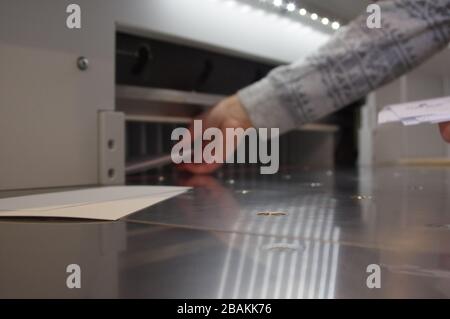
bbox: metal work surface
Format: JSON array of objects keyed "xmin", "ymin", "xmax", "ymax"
[{"xmin": 1, "ymin": 166, "xmax": 450, "ymax": 298}]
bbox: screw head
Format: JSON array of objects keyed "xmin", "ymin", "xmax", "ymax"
[{"xmin": 77, "ymin": 56, "xmax": 89, "ymax": 71}]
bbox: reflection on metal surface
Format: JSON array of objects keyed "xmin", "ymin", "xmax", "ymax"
[
  {"xmin": 0, "ymin": 222, "xmax": 126, "ymax": 298},
  {"xmin": 382, "ymin": 264, "xmax": 450, "ymax": 279},
  {"xmin": 426, "ymin": 224, "xmax": 450, "ymax": 230},
  {"xmin": 408, "ymin": 185, "xmax": 424, "ymax": 191},
  {"xmin": 217, "ymin": 196, "xmax": 341, "ymax": 299},
  {"xmin": 351, "ymin": 195, "xmax": 372, "ymax": 200},
  {"xmin": 256, "ymin": 211, "xmax": 288, "ymax": 216},
  {"xmin": 310, "ymin": 183, "xmax": 323, "ymax": 188},
  {"xmin": 261, "ymin": 243, "xmax": 305, "ymax": 252},
  {"xmin": 3, "ymin": 167, "xmax": 450, "ymax": 298}
]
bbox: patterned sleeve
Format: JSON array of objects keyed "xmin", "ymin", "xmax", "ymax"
[{"xmin": 237, "ymin": 0, "xmax": 450, "ymax": 134}]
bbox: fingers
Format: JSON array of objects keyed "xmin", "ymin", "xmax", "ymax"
[
  {"xmin": 175, "ymin": 96, "xmax": 248, "ymax": 175},
  {"xmin": 439, "ymin": 122, "xmax": 450, "ymax": 143},
  {"xmin": 176, "ymin": 174, "xmax": 223, "ymax": 188},
  {"xmin": 178, "ymin": 162, "xmax": 224, "ymax": 174}
]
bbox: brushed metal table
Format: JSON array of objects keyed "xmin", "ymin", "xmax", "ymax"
[{"xmin": 1, "ymin": 166, "xmax": 450, "ymax": 298}]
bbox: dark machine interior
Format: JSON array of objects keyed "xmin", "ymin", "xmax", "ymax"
[{"xmin": 116, "ymin": 32, "xmax": 361, "ymax": 183}]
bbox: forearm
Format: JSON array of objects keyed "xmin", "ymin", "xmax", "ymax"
[{"xmin": 238, "ymin": 0, "xmax": 450, "ymax": 133}]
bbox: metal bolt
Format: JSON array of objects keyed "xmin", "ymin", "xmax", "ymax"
[
  {"xmin": 108, "ymin": 168, "xmax": 115, "ymax": 180},
  {"xmin": 77, "ymin": 56, "xmax": 89, "ymax": 71}
]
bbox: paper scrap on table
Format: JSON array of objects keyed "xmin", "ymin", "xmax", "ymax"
[
  {"xmin": 378, "ymin": 96, "xmax": 450, "ymax": 126},
  {"xmin": 0, "ymin": 186, "xmax": 190, "ymax": 221}
]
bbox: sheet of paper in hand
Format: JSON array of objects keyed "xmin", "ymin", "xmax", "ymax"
[{"xmin": 378, "ymin": 96, "xmax": 450, "ymax": 126}]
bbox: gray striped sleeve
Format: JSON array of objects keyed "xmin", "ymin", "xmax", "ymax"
[{"xmin": 238, "ymin": 0, "xmax": 450, "ymax": 133}]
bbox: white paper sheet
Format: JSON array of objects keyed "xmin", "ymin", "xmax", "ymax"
[
  {"xmin": 0, "ymin": 186, "xmax": 190, "ymax": 221},
  {"xmin": 378, "ymin": 96, "xmax": 450, "ymax": 126}
]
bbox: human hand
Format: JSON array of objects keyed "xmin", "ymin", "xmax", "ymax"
[
  {"xmin": 439, "ymin": 122, "xmax": 450, "ymax": 143},
  {"xmin": 178, "ymin": 95, "xmax": 253, "ymax": 174}
]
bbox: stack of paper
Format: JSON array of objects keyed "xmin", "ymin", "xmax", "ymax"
[
  {"xmin": 378, "ymin": 96, "xmax": 450, "ymax": 126},
  {"xmin": 0, "ymin": 186, "xmax": 190, "ymax": 221}
]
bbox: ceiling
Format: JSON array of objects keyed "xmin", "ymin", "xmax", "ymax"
[
  {"xmin": 237, "ymin": 0, "xmax": 373, "ymax": 24},
  {"xmin": 299, "ymin": 0, "xmax": 372, "ymax": 22}
]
